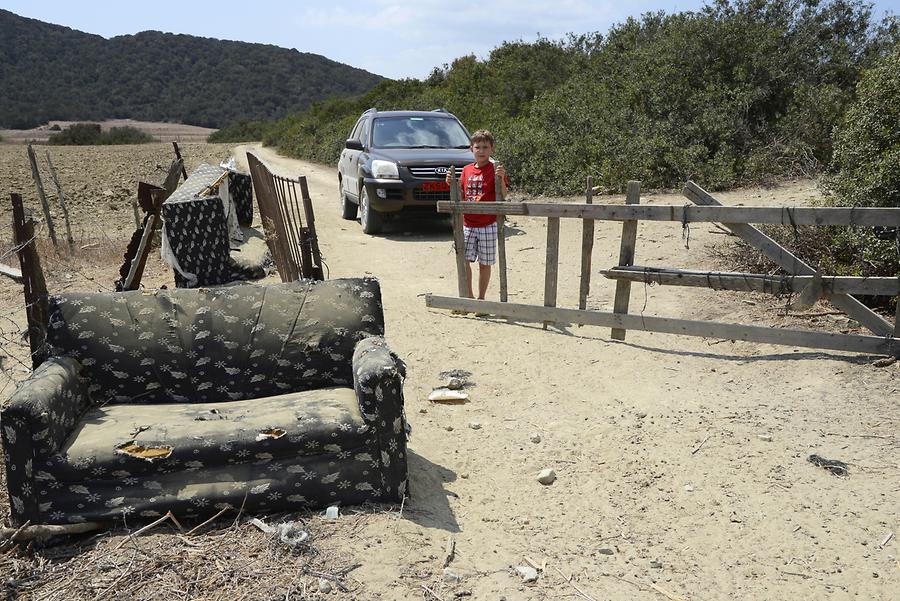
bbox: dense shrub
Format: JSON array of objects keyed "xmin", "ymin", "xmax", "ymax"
[
  {"xmin": 263, "ymin": 1, "xmax": 892, "ymax": 197},
  {"xmin": 207, "ymin": 120, "xmax": 272, "ymax": 143},
  {"xmin": 48, "ymin": 123, "xmax": 154, "ymax": 145}
]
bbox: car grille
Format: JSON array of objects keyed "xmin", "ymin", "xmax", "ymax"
[
  {"xmin": 413, "ymin": 189, "xmax": 451, "ymax": 202},
  {"xmin": 408, "ymin": 166, "xmax": 459, "ymax": 180}
]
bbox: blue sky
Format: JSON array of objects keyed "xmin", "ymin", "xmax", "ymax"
[{"xmin": 3, "ymin": 1, "xmax": 898, "ymax": 79}]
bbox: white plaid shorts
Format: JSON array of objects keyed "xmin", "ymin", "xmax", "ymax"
[{"xmin": 463, "ymin": 222, "xmax": 497, "ymax": 265}]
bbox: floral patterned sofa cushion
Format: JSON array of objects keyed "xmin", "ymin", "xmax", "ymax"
[{"xmin": 1, "ymin": 279, "xmax": 408, "ymax": 526}]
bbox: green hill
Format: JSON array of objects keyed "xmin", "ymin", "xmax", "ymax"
[{"xmin": 0, "ymin": 9, "xmax": 384, "ymax": 129}]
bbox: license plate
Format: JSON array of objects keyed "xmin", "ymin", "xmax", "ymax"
[{"xmin": 422, "ymin": 181, "xmax": 449, "ymax": 192}]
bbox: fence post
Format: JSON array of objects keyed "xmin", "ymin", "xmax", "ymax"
[
  {"xmin": 543, "ymin": 216, "xmax": 561, "ymax": 329},
  {"xmin": 450, "ymin": 167, "xmax": 470, "ymax": 298},
  {"xmin": 611, "ymin": 180, "xmax": 641, "ymax": 340},
  {"xmin": 11, "ymin": 193, "xmax": 49, "ymax": 368},
  {"xmin": 44, "ymin": 151, "xmax": 74, "ymax": 252},
  {"xmin": 26, "ymin": 144, "xmax": 58, "ymax": 249},
  {"xmin": 495, "ymin": 171, "xmax": 508, "ymax": 302},
  {"xmin": 578, "ymin": 175, "xmax": 595, "ymax": 311}
]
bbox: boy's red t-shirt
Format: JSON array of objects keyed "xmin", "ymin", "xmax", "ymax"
[{"xmin": 460, "ymin": 162, "xmax": 508, "ymax": 228}]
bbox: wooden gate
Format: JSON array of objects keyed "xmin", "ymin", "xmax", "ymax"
[
  {"xmin": 427, "ymin": 180, "xmax": 900, "ymax": 357},
  {"xmin": 247, "ymin": 152, "xmax": 324, "ymax": 281}
]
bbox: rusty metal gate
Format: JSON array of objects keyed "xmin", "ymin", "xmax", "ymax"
[{"xmin": 247, "ymin": 152, "xmax": 324, "ymax": 281}]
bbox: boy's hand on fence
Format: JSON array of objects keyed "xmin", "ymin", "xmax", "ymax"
[{"xmin": 495, "ymin": 164, "xmax": 507, "ymax": 179}]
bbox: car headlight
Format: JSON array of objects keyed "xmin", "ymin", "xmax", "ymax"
[{"xmin": 372, "ymin": 160, "xmax": 399, "ymax": 179}]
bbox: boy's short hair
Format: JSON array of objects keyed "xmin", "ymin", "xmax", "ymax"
[{"xmin": 470, "ymin": 129, "xmax": 494, "ymax": 146}]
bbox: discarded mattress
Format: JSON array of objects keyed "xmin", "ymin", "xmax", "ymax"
[
  {"xmin": 1, "ymin": 277, "xmax": 409, "ymax": 526},
  {"xmin": 162, "ymin": 164, "xmax": 268, "ymax": 287}
]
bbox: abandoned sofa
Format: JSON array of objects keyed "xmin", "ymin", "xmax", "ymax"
[{"xmin": 1, "ymin": 277, "xmax": 408, "ymax": 527}]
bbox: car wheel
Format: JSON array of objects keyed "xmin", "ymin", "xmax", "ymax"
[
  {"xmin": 359, "ymin": 187, "xmax": 383, "ymax": 234},
  {"xmin": 340, "ymin": 184, "xmax": 357, "ymax": 220}
]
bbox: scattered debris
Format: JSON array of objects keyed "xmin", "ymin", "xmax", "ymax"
[
  {"xmin": 318, "ymin": 578, "xmax": 333, "ymax": 593},
  {"xmin": 468, "ymin": 421, "xmax": 481, "ymax": 430},
  {"xmin": 445, "ymin": 425, "xmax": 454, "ymax": 432},
  {"xmin": 446, "ymin": 377, "xmax": 465, "ymax": 390},
  {"xmin": 873, "ymin": 356, "xmax": 897, "ymax": 368},
  {"xmin": 443, "ymin": 567, "xmax": 462, "ymax": 583},
  {"xmin": 530, "ymin": 433, "xmax": 542, "ymax": 444},
  {"xmin": 515, "ymin": 565, "xmax": 539, "ymax": 583},
  {"xmin": 275, "ymin": 522, "xmax": 309, "ymax": 547},
  {"xmin": 649, "ymin": 560, "xmax": 663, "ymax": 569},
  {"xmin": 439, "ymin": 369, "xmax": 472, "ymax": 381},
  {"xmin": 537, "ymin": 469, "xmax": 556, "ymax": 485},
  {"xmin": 878, "ymin": 531, "xmax": 894, "ymax": 549},
  {"xmin": 808, "ymin": 454, "xmax": 849, "ymax": 476},
  {"xmin": 684, "ymin": 484, "xmax": 695, "ymax": 492},
  {"xmin": 428, "ymin": 388, "xmax": 469, "ymax": 403},
  {"xmin": 443, "ymin": 535, "xmax": 456, "ymax": 568},
  {"xmin": 636, "ymin": 411, "xmax": 648, "ymax": 419},
  {"xmin": 325, "ymin": 506, "xmax": 340, "ymax": 519},
  {"xmin": 597, "ymin": 548, "xmax": 615, "ymax": 555},
  {"xmin": 757, "ymin": 433, "xmax": 773, "ymax": 442}
]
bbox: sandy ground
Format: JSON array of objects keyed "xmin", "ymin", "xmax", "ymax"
[
  {"xmin": 1, "ymin": 142, "xmax": 898, "ymax": 600},
  {"xmin": 0, "ymin": 120, "xmax": 216, "ymax": 144}
]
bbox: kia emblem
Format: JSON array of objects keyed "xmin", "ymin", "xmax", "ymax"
[{"xmin": 435, "ymin": 167, "xmax": 448, "ymax": 175}]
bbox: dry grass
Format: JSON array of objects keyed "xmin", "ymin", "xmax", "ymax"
[{"xmin": 1, "ymin": 501, "xmax": 377, "ymax": 600}]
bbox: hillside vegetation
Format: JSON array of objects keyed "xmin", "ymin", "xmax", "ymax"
[
  {"xmin": 0, "ymin": 9, "xmax": 384, "ymax": 129},
  {"xmin": 224, "ymin": 0, "xmax": 896, "ymax": 198}
]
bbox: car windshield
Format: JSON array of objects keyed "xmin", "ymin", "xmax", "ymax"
[{"xmin": 371, "ymin": 116, "xmax": 470, "ymax": 149}]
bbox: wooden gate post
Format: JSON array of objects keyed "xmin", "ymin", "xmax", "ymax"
[
  {"xmin": 578, "ymin": 175, "xmax": 595, "ymax": 310},
  {"xmin": 543, "ymin": 216, "xmax": 561, "ymax": 329},
  {"xmin": 611, "ymin": 180, "xmax": 641, "ymax": 340},
  {"xmin": 11, "ymin": 193, "xmax": 49, "ymax": 368},
  {"xmin": 450, "ymin": 167, "xmax": 470, "ymax": 298},
  {"xmin": 495, "ymin": 172, "xmax": 508, "ymax": 302}
]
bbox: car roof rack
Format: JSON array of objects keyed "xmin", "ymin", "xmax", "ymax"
[
  {"xmin": 431, "ymin": 108, "xmax": 449, "ymax": 113},
  {"xmin": 364, "ymin": 107, "xmax": 377, "ymax": 114}
]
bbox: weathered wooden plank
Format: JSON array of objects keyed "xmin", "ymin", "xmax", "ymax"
[
  {"xmin": 495, "ymin": 172, "xmax": 508, "ymax": 302},
  {"xmin": 602, "ymin": 266, "xmax": 900, "ymax": 296},
  {"xmin": 44, "ymin": 151, "xmax": 74, "ymax": 251},
  {"xmin": 11, "ymin": 193, "xmax": 49, "ymax": 368},
  {"xmin": 172, "ymin": 142, "xmax": 189, "ymax": 180},
  {"xmin": 612, "ymin": 181, "xmax": 641, "ymax": 340},
  {"xmin": 436, "ymin": 200, "xmax": 900, "ymax": 227},
  {"xmin": 0, "ymin": 263, "xmax": 23, "ymax": 283},
  {"xmin": 424, "ymin": 295, "xmax": 900, "ymax": 357},
  {"xmin": 26, "ymin": 143, "xmax": 58, "ymax": 248},
  {"xmin": 578, "ymin": 176, "xmax": 595, "ymax": 311},
  {"xmin": 298, "ymin": 176, "xmax": 325, "ymax": 280},
  {"xmin": 450, "ymin": 167, "xmax": 470, "ymax": 298},
  {"xmin": 894, "ymin": 297, "xmax": 899, "ymax": 337},
  {"xmin": 543, "ymin": 216, "xmax": 560, "ymax": 329},
  {"xmin": 683, "ymin": 180, "xmax": 894, "ymax": 337}
]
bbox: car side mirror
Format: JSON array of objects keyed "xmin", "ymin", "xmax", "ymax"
[{"xmin": 345, "ymin": 139, "xmax": 363, "ymax": 151}]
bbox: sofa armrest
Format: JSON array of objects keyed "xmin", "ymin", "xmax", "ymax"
[
  {"xmin": 352, "ymin": 336, "xmax": 408, "ymax": 501},
  {"xmin": 1, "ymin": 357, "xmax": 88, "ymax": 525}
]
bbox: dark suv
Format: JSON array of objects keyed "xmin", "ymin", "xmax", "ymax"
[{"xmin": 337, "ymin": 108, "xmax": 474, "ymax": 233}]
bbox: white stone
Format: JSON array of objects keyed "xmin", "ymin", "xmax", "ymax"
[
  {"xmin": 530, "ymin": 433, "xmax": 541, "ymax": 443},
  {"xmin": 469, "ymin": 421, "xmax": 481, "ymax": 430},
  {"xmin": 443, "ymin": 567, "xmax": 462, "ymax": 583},
  {"xmin": 515, "ymin": 565, "xmax": 539, "ymax": 583},
  {"xmin": 318, "ymin": 579, "xmax": 332, "ymax": 593},
  {"xmin": 537, "ymin": 469, "xmax": 556, "ymax": 485}
]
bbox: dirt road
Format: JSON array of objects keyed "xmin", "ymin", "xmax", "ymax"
[
  {"xmin": 0, "ymin": 141, "xmax": 896, "ymax": 600},
  {"xmin": 231, "ymin": 145, "xmax": 898, "ymax": 600}
]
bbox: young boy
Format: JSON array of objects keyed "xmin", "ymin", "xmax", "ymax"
[{"xmin": 448, "ymin": 129, "xmax": 509, "ymax": 300}]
